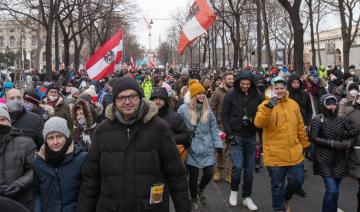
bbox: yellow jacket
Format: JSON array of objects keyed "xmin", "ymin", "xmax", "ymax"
[{"xmin": 254, "ymin": 93, "xmax": 310, "ymax": 167}]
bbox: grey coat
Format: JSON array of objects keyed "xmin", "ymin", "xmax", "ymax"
[{"xmin": 346, "ymin": 106, "xmax": 360, "ymax": 178}]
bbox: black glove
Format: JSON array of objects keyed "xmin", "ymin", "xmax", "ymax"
[
  {"xmin": 332, "ymin": 140, "xmax": 347, "ymax": 150},
  {"xmin": 3, "ymin": 183, "xmax": 21, "ymax": 197},
  {"xmin": 241, "ymin": 119, "xmax": 252, "ymax": 128},
  {"xmin": 342, "ymin": 140, "xmax": 352, "ymax": 149},
  {"xmin": 0, "ymin": 185, "xmax": 9, "ymax": 195},
  {"xmin": 226, "ymin": 136, "xmax": 235, "ymax": 145},
  {"xmin": 215, "ymin": 148, "xmax": 223, "ymax": 156},
  {"xmin": 265, "ymin": 97, "xmax": 277, "ymax": 109}
]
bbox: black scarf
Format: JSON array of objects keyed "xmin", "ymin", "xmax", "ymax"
[
  {"xmin": 0, "ymin": 125, "xmax": 12, "ymax": 155},
  {"xmin": 45, "ymin": 138, "xmax": 72, "ymax": 168}
]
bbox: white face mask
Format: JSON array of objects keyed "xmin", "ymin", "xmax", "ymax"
[
  {"xmin": 356, "ymin": 99, "xmax": 360, "ymax": 105},
  {"xmin": 77, "ymin": 117, "xmax": 86, "ymax": 126},
  {"xmin": 349, "ymin": 90, "xmax": 359, "ymax": 97},
  {"xmin": 48, "ymin": 96, "xmax": 58, "ymax": 101}
]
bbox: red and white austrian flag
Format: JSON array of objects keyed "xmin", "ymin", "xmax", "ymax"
[
  {"xmin": 177, "ymin": 0, "xmax": 216, "ymax": 55},
  {"xmin": 86, "ymin": 30, "xmax": 123, "ymax": 80}
]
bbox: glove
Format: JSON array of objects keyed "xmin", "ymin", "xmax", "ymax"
[
  {"xmin": 331, "ymin": 140, "xmax": 347, "ymax": 150},
  {"xmin": 0, "ymin": 185, "xmax": 9, "ymax": 195},
  {"xmin": 342, "ymin": 140, "xmax": 352, "ymax": 149},
  {"xmin": 265, "ymin": 97, "xmax": 277, "ymax": 109},
  {"xmin": 215, "ymin": 148, "xmax": 223, "ymax": 156},
  {"xmin": 3, "ymin": 183, "xmax": 21, "ymax": 197},
  {"xmin": 241, "ymin": 118, "xmax": 253, "ymax": 128},
  {"xmin": 226, "ymin": 136, "xmax": 235, "ymax": 145}
]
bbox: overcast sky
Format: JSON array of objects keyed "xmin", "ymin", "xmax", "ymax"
[{"xmin": 134, "ymin": 0, "xmax": 343, "ymax": 50}]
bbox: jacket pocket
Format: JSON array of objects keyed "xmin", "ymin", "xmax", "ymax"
[{"xmin": 97, "ymin": 195, "xmax": 119, "ymax": 212}]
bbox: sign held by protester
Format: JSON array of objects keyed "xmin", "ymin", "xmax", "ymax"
[
  {"xmin": 177, "ymin": 0, "xmax": 216, "ymax": 55},
  {"xmin": 86, "ymin": 30, "xmax": 123, "ymax": 80}
]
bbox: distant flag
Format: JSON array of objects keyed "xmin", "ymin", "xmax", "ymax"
[
  {"xmin": 86, "ymin": 30, "xmax": 123, "ymax": 80},
  {"xmin": 148, "ymin": 54, "xmax": 156, "ymax": 69},
  {"xmin": 130, "ymin": 57, "xmax": 136, "ymax": 71},
  {"xmin": 177, "ymin": 0, "xmax": 216, "ymax": 55}
]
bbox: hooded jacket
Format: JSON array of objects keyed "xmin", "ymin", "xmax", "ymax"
[
  {"xmin": 0, "ymin": 129, "xmax": 36, "ymax": 210},
  {"xmin": 254, "ymin": 92, "xmax": 310, "ymax": 167},
  {"xmin": 345, "ymin": 103, "xmax": 360, "ymax": 178},
  {"xmin": 43, "ymin": 96, "xmax": 72, "ymax": 129},
  {"xmin": 221, "ymin": 71, "xmax": 263, "ymax": 138},
  {"xmin": 209, "ymin": 85, "xmax": 231, "ymax": 131},
  {"xmin": 310, "ymin": 94, "xmax": 357, "ymax": 178},
  {"xmin": 33, "ymin": 143, "xmax": 87, "ymax": 212},
  {"xmin": 287, "ymin": 73, "xmax": 313, "ymax": 126},
  {"xmin": 77, "ymin": 99, "xmax": 190, "ymax": 212}
]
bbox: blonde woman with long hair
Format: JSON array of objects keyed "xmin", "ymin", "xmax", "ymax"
[{"xmin": 177, "ymin": 80, "xmax": 224, "ymax": 211}]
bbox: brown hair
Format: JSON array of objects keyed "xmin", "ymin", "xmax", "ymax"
[{"xmin": 223, "ymin": 71, "xmax": 233, "ymax": 79}]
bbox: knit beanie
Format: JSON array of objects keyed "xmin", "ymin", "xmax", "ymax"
[
  {"xmin": 24, "ymin": 92, "xmax": 41, "ymax": 106},
  {"xmin": 112, "ymin": 77, "xmax": 144, "ymax": 102},
  {"xmin": 180, "ymin": 68, "xmax": 189, "ymax": 76},
  {"xmin": 189, "ymin": 79, "xmax": 205, "ymax": 99},
  {"xmin": 0, "ymin": 107, "xmax": 11, "ymax": 122},
  {"xmin": 47, "ymin": 83, "xmax": 60, "ymax": 93},
  {"xmin": 43, "ymin": 117, "xmax": 70, "ymax": 139},
  {"xmin": 150, "ymin": 87, "xmax": 168, "ymax": 101}
]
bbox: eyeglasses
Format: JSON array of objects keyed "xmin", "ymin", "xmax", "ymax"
[{"xmin": 116, "ymin": 94, "xmax": 139, "ymax": 103}]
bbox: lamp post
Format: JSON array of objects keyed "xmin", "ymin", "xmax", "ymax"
[{"xmin": 5, "ymin": 45, "xmax": 10, "ymax": 68}]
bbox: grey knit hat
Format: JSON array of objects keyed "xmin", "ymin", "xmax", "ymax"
[
  {"xmin": 180, "ymin": 68, "xmax": 189, "ymax": 76},
  {"xmin": 43, "ymin": 117, "xmax": 70, "ymax": 139},
  {"xmin": 0, "ymin": 106, "xmax": 11, "ymax": 122}
]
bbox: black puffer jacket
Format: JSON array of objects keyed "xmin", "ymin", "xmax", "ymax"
[
  {"xmin": 0, "ymin": 128, "xmax": 36, "ymax": 210},
  {"xmin": 221, "ymin": 71, "xmax": 263, "ymax": 138},
  {"xmin": 77, "ymin": 99, "xmax": 190, "ymax": 212},
  {"xmin": 288, "ymin": 74, "xmax": 313, "ymax": 126},
  {"xmin": 310, "ymin": 94, "xmax": 356, "ymax": 178},
  {"xmin": 10, "ymin": 107, "xmax": 44, "ymax": 149}
]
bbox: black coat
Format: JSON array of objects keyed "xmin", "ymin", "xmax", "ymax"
[
  {"xmin": 77, "ymin": 100, "xmax": 190, "ymax": 212},
  {"xmin": 0, "ymin": 129, "xmax": 36, "ymax": 210},
  {"xmin": 158, "ymin": 106, "xmax": 191, "ymax": 148},
  {"xmin": 10, "ymin": 108, "xmax": 44, "ymax": 149},
  {"xmin": 288, "ymin": 74, "xmax": 313, "ymax": 126},
  {"xmin": 221, "ymin": 71, "xmax": 263, "ymax": 138},
  {"xmin": 345, "ymin": 105, "xmax": 360, "ymax": 179},
  {"xmin": 310, "ymin": 114, "xmax": 355, "ymax": 178}
]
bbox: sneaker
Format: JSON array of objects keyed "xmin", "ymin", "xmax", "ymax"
[
  {"xmin": 229, "ymin": 191, "xmax": 238, "ymax": 206},
  {"xmin": 199, "ymin": 190, "xmax": 207, "ymax": 206},
  {"xmin": 242, "ymin": 197, "xmax": 258, "ymax": 211},
  {"xmin": 191, "ymin": 199, "xmax": 199, "ymax": 211},
  {"xmin": 337, "ymin": 209, "xmax": 344, "ymax": 212}
]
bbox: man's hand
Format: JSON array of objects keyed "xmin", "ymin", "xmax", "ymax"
[
  {"xmin": 265, "ymin": 97, "xmax": 277, "ymax": 109},
  {"xmin": 3, "ymin": 183, "xmax": 21, "ymax": 197},
  {"xmin": 0, "ymin": 185, "xmax": 9, "ymax": 195},
  {"xmin": 226, "ymin": 136, "xmax": 235, "ymax": 145}
]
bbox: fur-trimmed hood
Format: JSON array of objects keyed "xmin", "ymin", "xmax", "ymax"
[
  {"xmin": 92, "ymin": 101, "xmax": 104, "ymax": 116},
  {"xmin": 72, "ymin": 99, "xmax": 94, "ymax": 128},
  {"xmin": 105, "ymin": 99, "xmax": 158, "ymax": 124}
]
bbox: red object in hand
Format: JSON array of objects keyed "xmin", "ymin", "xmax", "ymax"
[{"xmin": 219, "ymin": 131, "xmax": 226, "ymax": 140}]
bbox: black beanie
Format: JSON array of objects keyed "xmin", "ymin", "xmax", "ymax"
[
  {"xmin": 343, "ymin": 72, "xmax": 353, "ymax": 81},
  {"xmin": 150, "ymin": 87, "xmax": 168, "ymax": 101},
  {"xmin": 47, "ymin": 83, "xmax": 60, "ymax": 93},
  {"xmin": 112, "ymin": 77, "xmax": 144, "ymax": 102}
]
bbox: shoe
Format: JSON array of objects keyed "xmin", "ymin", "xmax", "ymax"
[
  {"xmin": 225, "ymin": 172, "xmax": 231, "ymax": 184},
  {"xmin": 295, "ymin": 187, "xmax": 306, "ymax": 197},
  {"xmin": 337, "ymin": 208, "xmax": 344, "ymax": 212},
  {"xmin": 242, "ymin": 197, "xmax": 258, "ymax": 211},
  {"xmin": 229, "ymin": 191, "xmax": 238, "ymax": 207},
  {"xmin": 255, "ymin": 167, "xmax": 260, "ymax": 173},
  {"xmin": 284, "ymin": 200, "xmax": 291, "ymax": 212},
  {"xmin": 199, "ymin": 190, "xmax": 207, "ymax": 206},
  {"xmin": 191, "ymin": 199, "xmax": 199, "ymax": 211},
  {"xmin": 213, "ymin": 168, "xmax": 222, "ymax": 182}
]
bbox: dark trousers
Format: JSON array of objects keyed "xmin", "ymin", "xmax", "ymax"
[
  {"xmin": 187, "ymin": 165, "xmax": 214, "ymax": 200},
  {"xmin": 268, "ymin": 162, "xmax": 304, "ymax": 211}
]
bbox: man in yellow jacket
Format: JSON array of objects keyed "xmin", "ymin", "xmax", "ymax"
[{"xmin": 254, "ymin": 76, "xmax": 310, "ymax": 212}]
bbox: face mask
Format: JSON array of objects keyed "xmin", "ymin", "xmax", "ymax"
[
  {"xmin": 24, "ymin": 102, "xmax": 34, "ymax": 111},
  {"xmin": 48, "ymin": 96, "xmax": 58, "ymax": 101},
  {"xmin": 350, "ymin": 70, "xmax": 355, "ymax": 75},
  {"xmin": 0, "ymin": 124, "xmax": 11, "ymax": 135},
  {"xmin": 77, "ymin": 117, "xmax": 86, "ymax": 126},
  {"xmin": 6, "ymin": 99, "xmax": 24, "ymax": 112},
  {"xmin": 349, "ymin": 90, "xmax": 358, "ymax": 98}
]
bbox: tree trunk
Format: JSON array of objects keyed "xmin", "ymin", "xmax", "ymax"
[
  {"xmin": 256, "ymin": 0, "xmax": 262, "ymax": 70},
  {"xmin": 45, "ymin": 26, "xmax": 53, "ymax": 78},
  {"xmin": 262, "ymin": 0, "xmax": 272, "ymax": 68},
  {"xmin": 34, "ymin": 27, "xmax": 42, "ymax": 70},
  {"xmin": 222, "ymin": 23, "xmax": 226, "ymax": 68},
  {"xmin": 342, "ymin": 41, "xmax": 351, "ymax": 72},
  {"xmin": 316, "ymin": 13, "xmax": 322, "ymax": 65},
  {"xmin": 63, "ymin": 37, "xmax": 71, "ymax": 68},
  {"xmin": 307, "ymin": 0, "xmax": 316, "ymax": 66}
]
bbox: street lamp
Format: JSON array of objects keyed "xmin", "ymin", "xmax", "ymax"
[{"xmin": 5, "ymin": 45, "xmax": 10, "ymax": 68}]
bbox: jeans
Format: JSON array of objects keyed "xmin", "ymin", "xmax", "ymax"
[
  {"xmin": 187, "ymin": 165, "xmax": 214, "ymax": 200},
  {"xmin": 322, "ymin": 176, "xmax": 342, "ymax": 212},
  {"xmin": 268, "ymin": 162, "xmax": 304, "ymax": 212},
  {"xmin": 230, "ymin": 135, "xmax": 256, "ymax": 198}
]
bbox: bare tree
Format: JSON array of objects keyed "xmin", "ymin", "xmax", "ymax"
[
  {"xmin": 314, "ymin": 0, "xmax": 330, "ymax": 66},
  {"xmin": 261, "ymin": 0, "xmax": 272, "ymax": 68}
]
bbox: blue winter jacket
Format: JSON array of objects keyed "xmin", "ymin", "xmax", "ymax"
[
  {"xmin": 33, "ymin": 143, "xmax": 87, "ymax": 212},
  {"xmin": 177, "ymin": 102, "xmax": 223, "ymax": 168}
]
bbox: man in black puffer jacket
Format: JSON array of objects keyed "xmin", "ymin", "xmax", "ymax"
[
  {"xmin": 150, "ymin": 87, "xmax": 191, "ymax": 148},
  {"xmin": 77, "ymin": 77, "xmax": 190, "ymax": 212}
]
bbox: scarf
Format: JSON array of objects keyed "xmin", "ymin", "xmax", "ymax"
[
  {"xmin": 46, "ymin": 96, "xmax": 60, "ymax": 107},
  {"xmin": 115, "ymin": 100, "xmax": 146, "ymax": 126},
  {"xmin": 45, "ymin": 138, "xmax": 72, "ymax": 168}
]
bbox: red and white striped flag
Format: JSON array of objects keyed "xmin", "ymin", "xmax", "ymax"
[
  {"xmin": 177, "ymin": 0, "xmax": 216, "ymax": 55},
  {"xmin": 86, "ymin": 30, "xmax": 123, "ymax": 80}
]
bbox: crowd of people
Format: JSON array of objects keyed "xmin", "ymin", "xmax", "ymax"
[{"xmin": 0, "ymin": 64, "xmax": 359, "ymax": 212}]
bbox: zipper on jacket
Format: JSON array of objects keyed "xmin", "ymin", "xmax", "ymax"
[
  {"xmin": 275, "ymin": 112, "xmax": 278, "ymax": 126},
  {"xmin": 127, "ymin": 128, "xmax": 130, "ymax": 139}
]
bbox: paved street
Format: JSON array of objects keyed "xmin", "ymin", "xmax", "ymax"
[{"xmin": 171, "ymin": 160, "xmax": 358, "ymax": 212}]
